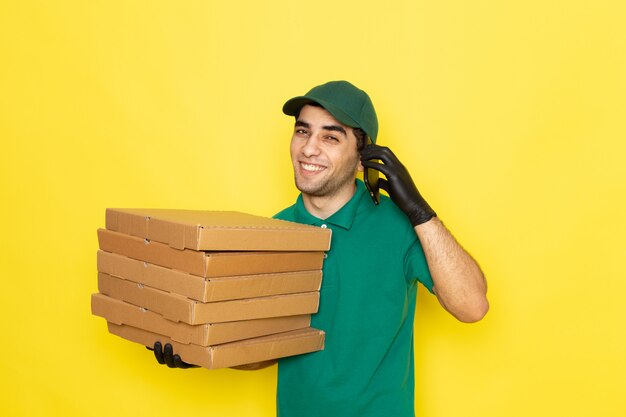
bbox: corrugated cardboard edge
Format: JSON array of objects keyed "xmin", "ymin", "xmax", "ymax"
[
  {"xmin": 107, "ymin": 323, "xmax": 325, "ymax": 369},
  {"xmin": 91, "ymin": 293, "xmax": 312, "ymax": 345}
]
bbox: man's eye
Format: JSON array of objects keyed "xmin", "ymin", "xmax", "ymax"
[{"xmin": 325, "ymin": 136, "xmax": 339, "ymax": 142}]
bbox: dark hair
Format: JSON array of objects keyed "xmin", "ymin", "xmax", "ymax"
[
  {"xmin": 353, "ymin": 128, "xmax": 367, "ymax": 151},
  {"xmin": 296, "ymin": 102, "xmax": 369, "ymax": 151}
]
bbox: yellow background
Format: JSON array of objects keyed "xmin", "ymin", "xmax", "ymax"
[{"xmin": 1, "ymin": 1, "xmax": 625, "ymax": 416}]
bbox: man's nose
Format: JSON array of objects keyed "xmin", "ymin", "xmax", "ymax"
[{"xmin": 301, "ymin": 135, "xmax": 321, "ymax": 157}]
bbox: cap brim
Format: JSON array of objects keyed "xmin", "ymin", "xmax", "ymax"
[
  {"xmin": 282, "ymin": 96, "xmax": 316, "ymax": 116},
  {"xmin": 282, "ymin": 96, "xmax": 360, "ymax": 130}
]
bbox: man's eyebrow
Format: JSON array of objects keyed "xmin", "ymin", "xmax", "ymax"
[
  {"xmin": 294, "ymin": 120, "xmax": 347, "ymax": 137},
  {"xmin": 322, "ymin": 125, "xmax": 347, "ymax": 136}
]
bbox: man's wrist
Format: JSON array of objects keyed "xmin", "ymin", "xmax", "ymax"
[
  {"xmin": 409, "ymin": 212, "xmax": 436, "ymax": 226},
  {"xmin": 407, "ymin": 200, "xmax": 436, "ymax": 226}
]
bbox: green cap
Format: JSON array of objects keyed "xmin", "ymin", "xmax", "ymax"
[{"xmin": 282, "ymin": 80, "xmax": 379, "ymax": 142}]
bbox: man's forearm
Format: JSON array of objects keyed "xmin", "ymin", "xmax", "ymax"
[{"xmin": 415, "ymin": 217, "xmax": 489, "ymax": 323}]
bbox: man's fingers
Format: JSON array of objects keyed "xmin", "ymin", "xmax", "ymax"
[
  {"xmin": 378, "ymin": 178, "xmax": 390, "ymax": 192},
  {"xmin": 362, "ymin": 160, "xmax": 393, "ymax": 178},
  {"xmin": 360, "ymin": 144, "xmax": 397, "ymax": 165},
  {"xmin": 173, "ymin": 354, "xmax": 199, "ymax": 369},
  {"xmin": 153, "ymin": 341, "xmax": 199, "ymax": 369},
  {"xmin": 173, "ymin": 354, "xmax": 185, "ymax": 368},
  {"xmin": 153, "ymin": 341, "xmax": 165, "ymax": 365},
  {"xmin": 163, "ymin": 343, "xmax": 176, "ymax": 368}
]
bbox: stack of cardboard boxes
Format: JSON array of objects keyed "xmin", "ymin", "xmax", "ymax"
[{"xmin": 92, "ymin": 208, "xmax": 331, "ymax": 369}]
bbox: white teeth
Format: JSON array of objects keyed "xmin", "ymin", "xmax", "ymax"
[{"xmin": 301, "ymin": 163, "xmax": 325, "ymax": 172}]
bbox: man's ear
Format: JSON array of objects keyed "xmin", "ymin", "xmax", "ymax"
[{"xmin": 357, "ymin": 161, "xmax": 364, "ymax": 173}]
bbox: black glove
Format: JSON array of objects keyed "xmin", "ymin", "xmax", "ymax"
[
  {"xmin": 360, "ymin": 144, "xmax": 436, "ymax": 226},
  {"xmin": 147, "ymin": 341, "xmax": 199, "ymax": 369}
]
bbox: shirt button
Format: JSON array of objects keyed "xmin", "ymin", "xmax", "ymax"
[{"xmin": 320, "ymin": 224, "xmax": 327, "ymax": 228}]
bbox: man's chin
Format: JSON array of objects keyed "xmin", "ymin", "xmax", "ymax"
[
  {"xmin": 294, "ymin": 178, "xmax": 327, "ymax": 197},
  {"xmin": 295, "ymin": 184, "xmax": 325, "ymax": 197}
]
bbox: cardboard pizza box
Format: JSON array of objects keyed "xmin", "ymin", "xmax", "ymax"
[
  {"xmin": 107, "ymin": 322, "xmax": 325, "ymax": 369},
  {"xmin": 97, "ymin": 250, "xmax": 322, "ymax": 302},
  {"xmin": 97, "ymin": 228, "xmax": 325, "ymax": 277},
  {"xmin": 97, "ymin": 273, "xmax": 320, "ymax": 325},
  {"xmin": 105, "ymin": 208, "xmax": 331, "ymax": 251},
  {"xmin": 91, "ymin": 293, "xmax": 311, "ymax": 345}
]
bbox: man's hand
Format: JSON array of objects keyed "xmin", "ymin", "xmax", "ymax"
[
  {"xmin": 360, "ymin": 144, "xmax": 436, "ymax": 226},
  {"xmin": 147, "ymin": 341, "xmax": 199, "ymax": 369}
]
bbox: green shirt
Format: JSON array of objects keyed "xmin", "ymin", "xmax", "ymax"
[{"xmin": 274, "ymin": 180, "xmax": 434, "ymax": 417}]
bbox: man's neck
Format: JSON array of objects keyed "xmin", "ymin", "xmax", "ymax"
[{"xmin": 302, "ymin": 182, "xmax": 356, "ymax": 220}]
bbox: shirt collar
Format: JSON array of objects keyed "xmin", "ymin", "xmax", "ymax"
[{"xmin": 293, "ymin": 180, "xmax": 368, "ymax": 230}]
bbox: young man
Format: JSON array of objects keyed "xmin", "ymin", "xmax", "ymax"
[{"xmin": 153, "ymin": 81, "xmax": 489, "ymax": 417}]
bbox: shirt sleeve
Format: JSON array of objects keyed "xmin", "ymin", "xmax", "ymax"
[{"xmin": 403, "ymin": 229, "xmax": 435, "ymax": 294}]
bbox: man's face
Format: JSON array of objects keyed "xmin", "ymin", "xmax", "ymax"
[{"xmin": 290, "ymin": 104, "xmax": 361, "ymax": 198}]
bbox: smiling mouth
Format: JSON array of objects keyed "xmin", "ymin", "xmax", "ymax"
[{"xmin": 300, "ymin": 162, "xmax": 326, "ymax": 172}]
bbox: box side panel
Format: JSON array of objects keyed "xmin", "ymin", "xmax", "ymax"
[
  {"xmin": 98, "ymin": 229, "xmax": 324, "ymax": 278},
  {"xmin": 107, "ymin": 323, "xmax": 324, "ymax": 369},
  {"xmin": 204, "ymin": 270, "xmax": 322, "ymax": 302},
  {"xmin": 92, "ymin": 293, "xmax": 214, "ymax": 345},
  {"xmin": 147, "ymin": 219, "xmax": 199, "ymax": 250},
  {"xmin": 91, "ymin": 292, "xmax": 126, "ymax": 325},
  {"xmin": 97, "ymin": 250, "xmax": 208, "ymax": 301},
  {"xmin": 207, "ymin": 315, "xmax": 311, "ymax": 346},
  {"xmin": 99, "ymin": 272, "xmax": 319, "ymax": 325},
  {"xmin": 97, "ymin": 272, "xmax": 193, "ymax": 323},
  {"xmin": 97, "ymin": 250, "xmax": 145, "ymax": 281},
  {"xmin": 194, "ymin": 292, "xmax": 321, "ymax": 324},
  {"xmin": 94, "ymin": 292, "xmax": 311, "ymax": 345},
  {"xmin": 105, "ymin": 208, "xmax": 149, "ymax": 237},
  {"xmin": 197, "ymin": 228, "xmax": 331, "ymax": 251},
  {"xmin": 97, "ymin": 228, "xmax": 207, "ymax": 276},
  {"xmin": 205, "ymin": 251, "xmax": 325, "ymax": 277},
  {"xmin": 210, "ymin": 328, "xmax": 325, "ymax": 369},
  {"xmin": 98, "ymin": 250, "xmax": 321, "ymax": 302}
]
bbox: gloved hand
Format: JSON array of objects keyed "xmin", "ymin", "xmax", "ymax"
[
  {"xmin": 360, "ymin": 144, "xmax": 436, "ymax": 226},
  {"xmin": 147, "ymin": 341, "xmax": 199, "ymax": 369}
]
